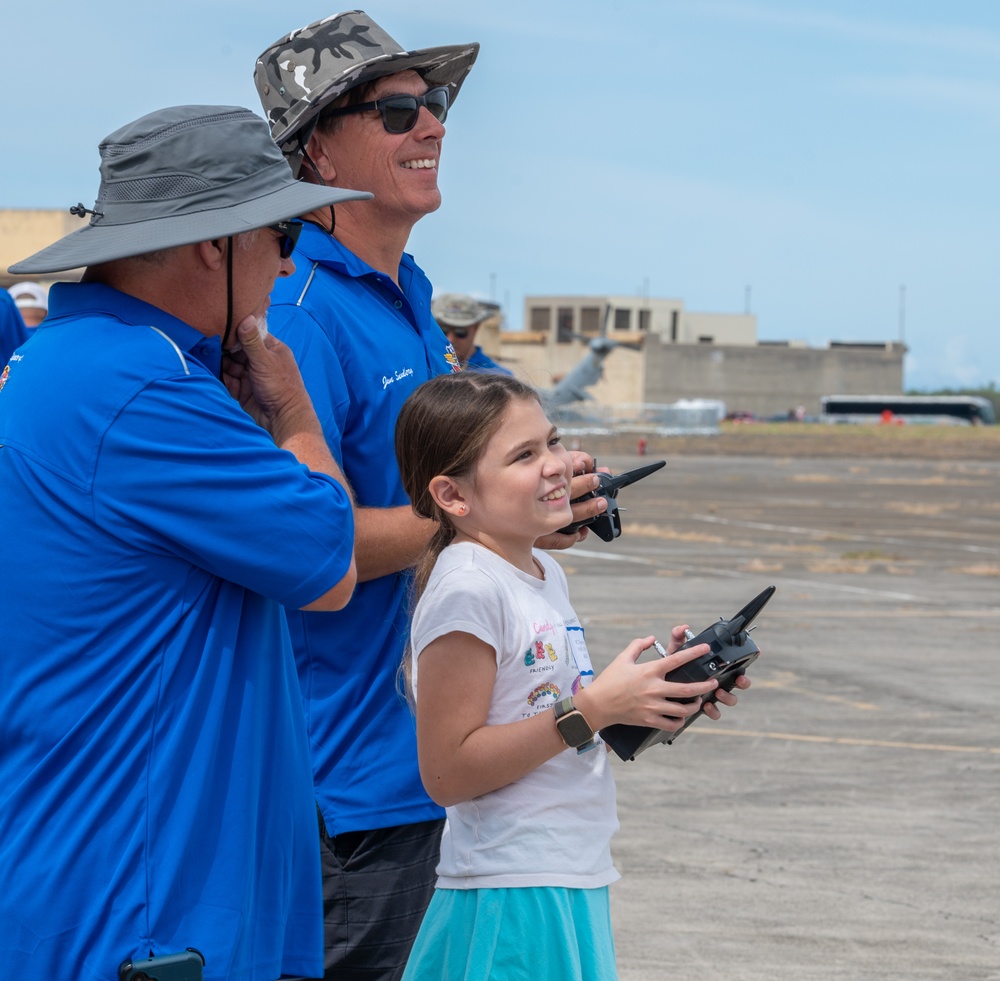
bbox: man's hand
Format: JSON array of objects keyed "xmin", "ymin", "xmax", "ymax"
[
  {"xmin": 659, "ymin": 624, "xmax": 752, "ymax": 721},
  {"xmin": 222, "ymin": 314, "xmax": 320, "ymax": 445}
]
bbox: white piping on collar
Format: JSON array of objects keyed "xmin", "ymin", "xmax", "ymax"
[
  {"xmin": 146, "ymin": 326, "xmax": 190, "ymax": 375},
  {"xmin": 295, "ymin": 262, "xmax": 320, "ymax": 306}
]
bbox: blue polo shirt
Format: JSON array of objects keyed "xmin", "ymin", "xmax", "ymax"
[
  {"xmin": 0, "ymin": 288, "xmax": 28, "ymax": 366},
  {"xmin": 466, "ymin": 345, "xmax": 513, "ymax": 375},
  {"xmin": 268, "ymin": 224, "xmax": 456, "ymax": 834},
  {"xmin": 0, "ymin": 283, "xmax": 354, "ymax": 981}
]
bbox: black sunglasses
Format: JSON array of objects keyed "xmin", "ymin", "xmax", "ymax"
[
  {"xmin": 443, "ymin": 326, "xmax": 470, "ymax": 339},
  {"xmin": 269, "ymin": 220, "xmax": 302, "ymax": 259},
  {"xmin": 324, "ymin": 86, "xmax": 450, "ymax": 134}
]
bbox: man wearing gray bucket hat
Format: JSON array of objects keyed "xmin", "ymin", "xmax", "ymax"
[
  {"xmin": 0, "ymin": 105, "xmax": 369, "ymax": 981},
  {"xmin": 253, "ymin": 13, "xmax": 608, "ymax": 979}
]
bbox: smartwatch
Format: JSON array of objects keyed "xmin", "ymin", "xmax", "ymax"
[{"xmin": 553, "ymin": 697, "xmax": 596, "ymax": 752}]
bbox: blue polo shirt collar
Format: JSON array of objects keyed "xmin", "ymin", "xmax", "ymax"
[
  {"xmin": 47, "ymin": 281, "xmax": 224, "ymax": 376},
  {"xmin": 296, "ymin": 223, "xmax": 372, "ymax": 277},
  {"xmin": 297, "ymin": 223, "xmax": 421, "ymax": 302}
]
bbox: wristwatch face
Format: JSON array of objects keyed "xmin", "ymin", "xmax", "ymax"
[{"xmin": 556, "ymin": 708, "xmax": 594, "ymax": 748}]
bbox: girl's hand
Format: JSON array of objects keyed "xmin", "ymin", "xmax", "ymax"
[{"xmin": 574, "ymin": 635, "xmax": 722, "ymax": 734}]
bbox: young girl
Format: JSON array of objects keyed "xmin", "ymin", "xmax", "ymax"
[{"xmin": 395, "ymin": 371, "xmax": 748, "ymax": 980}]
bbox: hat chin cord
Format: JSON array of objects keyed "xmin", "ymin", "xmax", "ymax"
[
  {"xmin": 301, "ymin": 150, "xmax": 337, "ymax": 236},
  {"xmin": 220, "ymin": 236, "xmax": 234, "ymax": 378}
]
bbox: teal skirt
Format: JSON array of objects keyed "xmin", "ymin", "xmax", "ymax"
[{"xmin": 402, "ymin": 886, "xmax": 617, "ymax": 981}]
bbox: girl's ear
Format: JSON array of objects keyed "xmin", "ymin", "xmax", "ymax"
[{"xmin": 429, "ymin": 475, "xmax": 468, "ymax": 517}]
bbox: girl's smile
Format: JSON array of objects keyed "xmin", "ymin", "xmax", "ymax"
[{"xmin": 452, "ymin": 396, "xmax": 573, "ymax": 573}]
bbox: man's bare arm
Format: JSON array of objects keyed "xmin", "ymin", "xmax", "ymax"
[{"xmin": 354, "ymin": 505, "xmax": 435, "ymax": 582}]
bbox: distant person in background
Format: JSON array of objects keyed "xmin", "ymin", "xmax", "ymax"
[
  {"xmin": 0, "ymin": 288, "xmax": 28, "ymax": 365},
  {"xmin": 432, "ymin": 292, "xmax": 512, "ymax": 374},
  {"xmin": 7, "ymin": 281, "xmax": 49, "ymax": 327}
]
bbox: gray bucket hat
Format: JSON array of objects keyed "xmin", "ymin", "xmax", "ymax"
[
  {"xmin": 255, "ymin": 9, "xmax": 478, "ymax": 174},
  {"xmin": 10, "ymin": 104, "xmax": 373, "ymax": 275}
]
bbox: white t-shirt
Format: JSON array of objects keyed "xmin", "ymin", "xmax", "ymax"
[{"xmin": 410, "ymin": 542, "xmax": 620, "ymax": 890}]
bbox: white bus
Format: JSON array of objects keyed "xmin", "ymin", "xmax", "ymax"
[{"xmin": 820, "ymin": 394, "xmax": 995, "ymax": 425}]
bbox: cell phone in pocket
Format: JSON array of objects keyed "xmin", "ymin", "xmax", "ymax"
[{"xmin": 118, "ymin": 947, "xmax": 205, "ymax": 981}]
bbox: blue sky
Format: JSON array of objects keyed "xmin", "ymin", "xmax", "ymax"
[{"xmin": 4, "ymin": 1, "xmax": 998, "ymax": 390}]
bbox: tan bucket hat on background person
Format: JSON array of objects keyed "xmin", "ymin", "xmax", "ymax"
[
  {"xmin": 10, "ymin": 105, "xmax": 373, "ymax": 275},
  {"xmin": 255, "ymin": 9, "xmax": 479, "ymax": 175},
  {"xmin": 431, "ymin": 294, "xmax": 487, "ymax": 329}
]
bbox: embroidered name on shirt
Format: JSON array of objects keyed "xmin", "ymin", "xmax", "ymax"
[{"xmin": 382, "ymin": 366, "xmax": 415, "ymax": 390}]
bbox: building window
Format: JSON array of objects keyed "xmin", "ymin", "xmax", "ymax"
[
  {"xmin": 670, "ymin": 310, "xmax": 678, "ymax": 342},
  {"xmin": 530, "ymin": 306, "xmax": 551, "ymax": 334},
  {"xmin": 638, "ymin": 309, "xmax": 650, "ymax": 332},
  {"xmin": 580, "ymin": 306, "xmax": 601, "ymax": 335},
  {"xmin": 614, "ymin": 308, "xmax": 631, "ymax": 331},
  {"xmin": 556, "ymin": 308, "xmax": 574, "ymax": 343},
  {"xmin": 698, "ymin": 336, "xmax": 714, "ymax": 344}
]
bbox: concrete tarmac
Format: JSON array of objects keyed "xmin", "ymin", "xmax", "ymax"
[{"xmin": 553, "ymin": 452, "xmax": 1000, "ymax": 981}]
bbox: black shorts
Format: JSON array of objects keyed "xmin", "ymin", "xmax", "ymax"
[{"xmin": 317, "ymin": 815, "xmax": 445, "ymax": 981}]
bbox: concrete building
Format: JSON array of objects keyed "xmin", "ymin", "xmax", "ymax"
[
  {"xmin": 501, "ymin": 294, "xmax": 905, "ymax": 418},
  {"xmin": 522, "ymin": 294, "xmax": 757, "ymax": 347},
  {"xmin": 1, "ymin": 209, "xmax": 84, "ymax": 288}
]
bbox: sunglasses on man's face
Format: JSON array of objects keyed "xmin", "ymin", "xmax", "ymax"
[
  {"xmin": 268, "ymin": 220, "xmax": 303, "ymax": 259},
  {"xmin": 443, "ymin": 326, "xmax": 470, "ymax": 339},
  {"xmin": 324, "ymin": 86, "xmax": 450, "ymax": 134}
]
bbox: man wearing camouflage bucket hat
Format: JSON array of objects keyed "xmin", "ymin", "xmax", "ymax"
[
  {"xmin": 253, "ymin": 13, "xmax": 609, "ymax": 979},
  {"xmin": 0, "ymin": 105, "xmax": 367, "ymax": 981},
  {"xmin": 253, "ymin": 14, "xmax": 478, "ymax": 977}
]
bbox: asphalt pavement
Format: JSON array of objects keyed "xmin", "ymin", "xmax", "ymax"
[{"xmin": 553, "ymin": 451, "xmax": 1000, "ymax": 981}]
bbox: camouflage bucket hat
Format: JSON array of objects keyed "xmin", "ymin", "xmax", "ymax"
[
  {"xmin": 10, "ymin": 105, "xmax": 372, "ymax": 275},
  {"xmin": 255, "ymin": 9, "xmax": 479, "ymax": 174}
]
